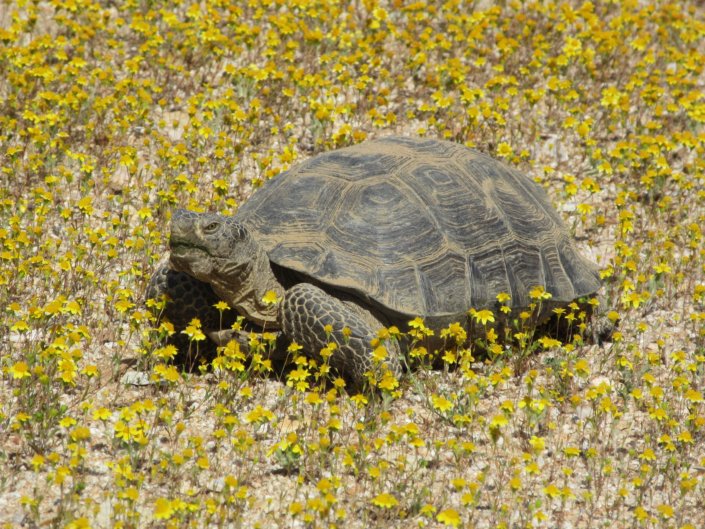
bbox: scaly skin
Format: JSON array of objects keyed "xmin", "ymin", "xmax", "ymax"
[
  {"xmin": 146, "ymin": 263, "xmax": 291, "ymax": 367},
  {"xmin": 146, "ymin": 262, "xmax": 402, "ymax": 388},
  {"xmin": 145, "ymin": 263, "xmax": 230, "ymax": 363},
  {"xmin": 146, "ymin": 263, "xmax": 231, "ymax": 331},
  {"xmin": 281, "ymin": 283, "xmax": 402, "ymax": 387},
  {"xmin": 163, "ymin": 209, "xmax": 402, "ymax": 389}
]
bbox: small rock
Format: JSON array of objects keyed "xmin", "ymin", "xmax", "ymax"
[
  {"xmin": 96, "ymin": 500, "xmax": 112, "ymax": 527},
  {"xmin": 120, "ymin": 370, "xmax": 153, "ymax": 386},
  {"xmin": 108, "ymin": 164, "xmax": 131, "ymax": 193},
  {"xmin": 89, "ymin": 427, "xmax": 104, "ymax": 438},
  {"xmin": 162, "ymin": 110, "xmax": 190, "ymax": 141},
  {"xmin": 589, "ymin": 376, "xmax": 613, "ymax": 388},
  {"xmin": 575, "ymin": 405, "xmax": 593, "ymax": 421},
  {"xmin": 4, "ymin": 434, "xmax": 22, "ymax": 455},
  {"xmin": 255, "ymin": 422, "xmax": 273, "ymax": 438},
  {"xmin": 208, "ymin": 478, "xmax": 226, "ymax": 493},
  {"xmin": 646, "ymin": 343, "xmax": 659, "ymax": 353},
  {"xmin": 89, "ymin": 462, "xmax": 109, "ymax": 475},
  {"xmin": 6, "ymin": 330, "xmax": 45, "ymax": 342},
  {"xmin": 277, "ymin": 417, "xmax": 300, "ymax": 433}
]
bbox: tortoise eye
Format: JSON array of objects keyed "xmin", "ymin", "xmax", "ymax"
[{"xmin": 205, "ymin": 222, "xmax": 218, "ymax": 232}]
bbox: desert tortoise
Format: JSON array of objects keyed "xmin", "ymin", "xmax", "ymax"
[{"xmin": 148, "ymin": 136, "xmax": 602, "ymax": 386}]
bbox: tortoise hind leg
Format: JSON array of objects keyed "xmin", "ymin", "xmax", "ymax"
[
  {"xmin": 280, "ymin": 283, "xmax": 402, "ymax": 390},
  {"xmin": 588, "ymin": 293, "xmax": 618, "ymax": 346}
]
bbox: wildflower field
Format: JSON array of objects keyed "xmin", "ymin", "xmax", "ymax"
[{"xmin": 1, "ymin": 0, "xmax": 705, "ymax": 527}]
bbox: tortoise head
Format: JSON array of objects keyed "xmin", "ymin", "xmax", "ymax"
[{"xmin": 169, "ymin": 209, "xmax": 256, "ymax": 283}]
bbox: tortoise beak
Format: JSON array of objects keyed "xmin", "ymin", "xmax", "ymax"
[
  {"xmin": 169, "ymin": 209, "xmax": 200, "ymax": 249},
  {"xmin": 169, "ymin": 209, "xmax": 212, "ymax": 277}
]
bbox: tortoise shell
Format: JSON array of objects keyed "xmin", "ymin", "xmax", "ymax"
[{"xmin": 235, "ymin": 136, "xmax": 601, "ymax": 321}]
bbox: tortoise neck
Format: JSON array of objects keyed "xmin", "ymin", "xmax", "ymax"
[{"xmin": 210, "ymin": 244, "xmax": 285, "ymax": 329}]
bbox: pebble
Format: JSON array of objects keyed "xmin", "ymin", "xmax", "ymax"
[
  {"xmin": 589, "ymin": 375, "xmax": 614, "ymax": 388},
  {"xmin": 5, "ymin": 330, "xmax": 45, "ymax": 343},
  {"xmin": 120, "ymin": 370, "xmax": 154, "ymax": 386},
  {"xmin": 208, "ymin": 478, "xmax": 226, "ymax": 493}
]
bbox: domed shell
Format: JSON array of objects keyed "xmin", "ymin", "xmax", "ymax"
[{"xmin": 235, "ymin": 136, "xmax": 601, "ymax": 320}]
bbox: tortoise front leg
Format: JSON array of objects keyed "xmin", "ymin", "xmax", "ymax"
[
  {"xmin": 280, "ymin": 283, "xmax": 402, "ymax": 390},
  {"xmin": 146, "ymin": 264, "xmax": 228, "ymax": 331},
  {"xmin": 147, "ymin": 264, "xmax": 289, "ymax": 363},
  {"xmin": 146, "ymin": 264, "xmax": 229, "ymax": 362}
]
